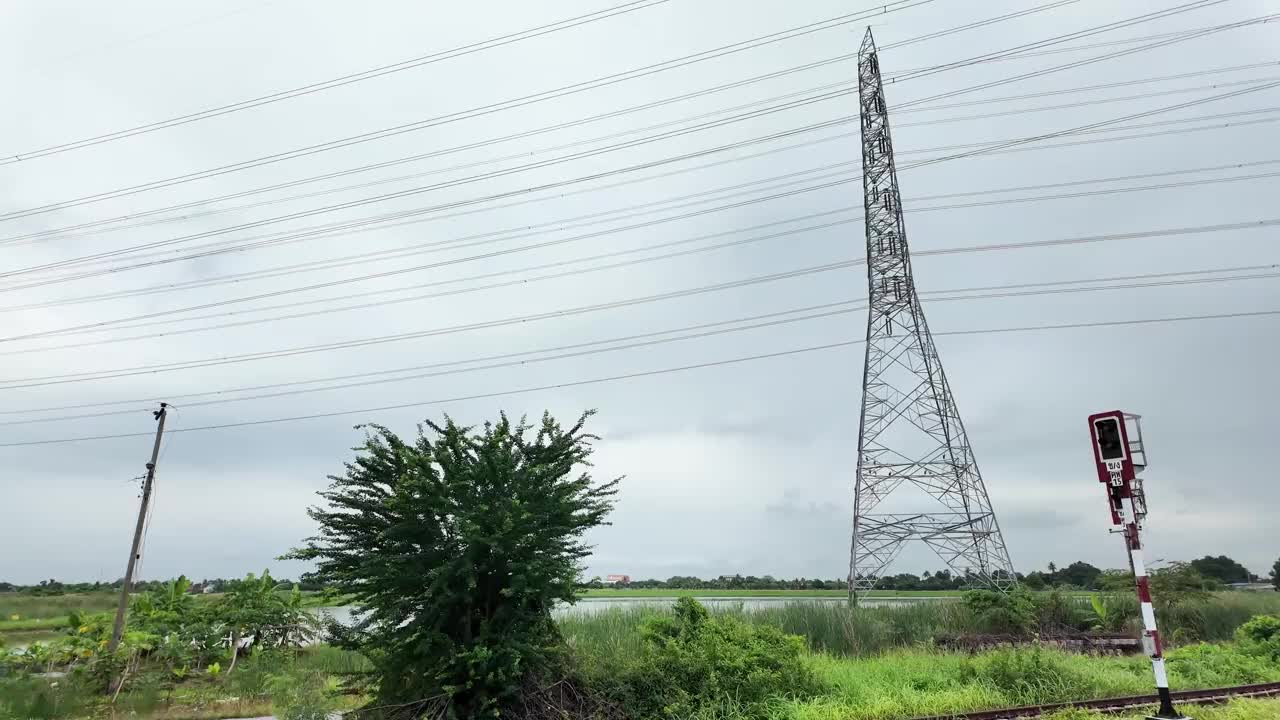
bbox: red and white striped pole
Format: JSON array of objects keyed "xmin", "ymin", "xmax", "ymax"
[
  {"xmin": 1122, "ymin": 511, "xmax": 1183, "ymax": 718},
  {"xmin": 1088, "ymin": 411, "xmax": 1186, "ymax": 720}
]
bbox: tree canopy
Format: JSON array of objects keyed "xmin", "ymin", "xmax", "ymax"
[
  {"xmin": 1189, "ymin": 555, "xmax": 1252, "ymax": 584},
  {"xmin": 286, "ymin": 411, "xmax": 618, "ymax": 718}
]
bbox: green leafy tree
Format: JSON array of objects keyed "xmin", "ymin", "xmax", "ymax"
[
  {"xmin": 1052, "ymin": 561, "xmax": 1103, "ymax": 589},
  {"xmin": 1189, "ymin": 555, "xmax": 1251, "ymax": 584},
  {"xmin": 1096, "ymin": 569, "xmax": 1134, "ymax": 591},
  {"xmin": 1273, "ymin": 557, "xmax": 1279, "ymax": 591},
  {"xmin": 217, "ymin": 570, "xmax": 317, "ymax": 656},
  {"xmin": 1149, "ymin": 562, "xmax": 1215, "ymax": 614},
  {"xmin": 286, "ymin": 411, "xmax": 619, "ymax": 719},
  {"xmin": 1021, "ymin": 572, "xmax": 1047, "ymax": 591}
]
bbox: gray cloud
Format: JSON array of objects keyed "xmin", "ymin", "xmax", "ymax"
[{"xmin": 2, "ymin": 0, "xmax": 1277, "ymax": 584}]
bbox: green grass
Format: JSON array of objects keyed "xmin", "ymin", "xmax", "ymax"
[
  {"xmin": 577, "ymin": 588, "xmax": 966, "ymax": 598},
  {"xmin": 0, "ymin": 592, "xmax": 118, "ymax": 621},
  {"xmin": 1161, "ymin": 592, "xmax": 1280, "ymax": 642},
  {"xmin": 0, "ymin": 589, "xmax": 342, "ymax": 635},
  {"xmin": 0, "ymin": 615, "xmax": 75, "ymax": 632},
  {"xmin": 562, "ymin": 610, "xmax": 1280, "ymax": 720},
  {"xmin": 293, "ymin": 644, "xmax": 374, "ymax": 674},
  {"xmin": 561, "ymin": 592, "xmax": 1280, "ymax": 659}
]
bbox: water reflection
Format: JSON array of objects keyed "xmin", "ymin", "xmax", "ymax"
[{"xmin": 314, "ymin": 595, "xmax": 951, "ymax": 625}]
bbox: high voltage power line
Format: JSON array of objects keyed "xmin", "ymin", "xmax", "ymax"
[
  {"xmin": 0, "ymin": 0, "xmax": 1088, "ymax": 177},
  {"xmin": 894, "ymin": 61, "xmax": 1280, "ymax": 113},
  {"xmin": 3, "ymin": 308, "xmax": 1278, "ymax": 448},
  {"xmin": 2, "ymin": 215, "xmax": 1275, "ymax": 366},
  {"xmin": 0, "ymin": 0, "xmax": 940, "ymax": 222},
  {"xmin": 9, "ymin": 166, "xmax": 1280, "ymax": 346},
  {"xmin": 889, "ymin": 0, "xmax": 1229, "ymax": 85},
  {"xmin": 1, "ymin": 1, "xmax": 1275, "ymax": 451},
  {"xmin": 1, "ymin": 0, "xmax": 674, "ymax": 163},
  {"xmin": 0, "ymin": 96, "xmax": 858, "ymax": 280},
  {"xmin": 0, "ymin": 0, "xmax": 1245, "ymax": 223},
  {"xmin": 899, "ymin": 81, "xmax": 1280, "ymax": 171},
  {"xmin": 15, "ymin": 111, "xmax": 1259, "ymax": 291},
  {"xmin": 883, "ymin": 19, "xmax": 1279, "ymax": 79},
  {"xmin": 10, "ymin": 95, "xmax": 1280, "ymax": 292},
  {"xmin": 11, "ymin": 64, "xmax": 1279, "ymax": 251},
  {"xmin": 894, "ymin": 11, "xmax": 1280, "ymax": 110},
  {"xmin": 9, "ymin": 255, "xmax": 1280, "ymax": 422},
  {"xmin": 8, "ymin": 156, "xmax": 1278, "ymax": 314},
  {"xmin": 4, "ymin": 260, "xmax": 1279, "ymax": 428}
]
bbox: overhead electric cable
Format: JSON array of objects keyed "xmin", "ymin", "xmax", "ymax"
[
  {"xmin": 0, "ymin": 93, "xmax": 856, "ymax": 280},
  {"xmin": 885, "ymin": 18, "xmax": 1279, "ymax": 79},
  {"xmin": 2, "ymin": 1, "xmax": 1093, "ymax": 247},
  {"xmin": 900, "ymin": 81, "xmax": 1280, "ymax": 171},
  {"xmin": 2, "ymin": 216, "xmax": 1274, "ymax": 369},
  {"xmin": 11, "ymin": 166, "xmax": 1280, "ymax": 345},
  {"xmin": 12, "ymin": 101, "xmax": 1278, "ymax": 290},
  {"xmin": 17, "ymin": 70, "xmax": 1277, "ymax": 252},
  {"xmin": 0, "ymin": 0, "xmax": 936, "ymax": 221},
  {"xmin": 11, "ymin": 155, "xmax": 1278, "ymax": 314},
  {"xmin": 5, "ymin": 261, "xmax": 1277, "ymax": 426},
  {"xmin": 896, "ymin": 12, "xmax": 1280, "ymax": 109},
  {"xmin": 3, "ymin": 308, "xmax": 1278, "ymax": 447},
  {"xmin": 0, "ymin": 0, "xmax": 671, "ymax": 164}
]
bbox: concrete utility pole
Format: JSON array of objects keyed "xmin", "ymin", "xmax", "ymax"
[{"xmin": 108, "ymin": 403, "xmax": 168, "ymax": 653}]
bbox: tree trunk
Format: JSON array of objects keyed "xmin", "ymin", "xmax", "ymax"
[{"xmin": 225, "ymin": 631, "xmax": 241, "ymax": 675}]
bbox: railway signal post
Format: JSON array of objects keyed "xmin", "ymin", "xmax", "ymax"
[{"xmin": 1087, "ymin": 411, "xmax": 1187, "ymax": 720}]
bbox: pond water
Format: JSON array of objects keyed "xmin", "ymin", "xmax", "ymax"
[
  {"xmin": 2, "ymin": 596, "xmax": 950, "ymax": 651},
  {"xmin": 312, "ymin": 595, "xmax": 953, "ymax": 625}
]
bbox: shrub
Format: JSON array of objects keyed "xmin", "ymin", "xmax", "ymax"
[
  {"xmin": 286, "ymin": 411, "xmax": 619, "ymax": 719},
  {"xmin": 1235, "ymin": 615, "xmax": 1280, "ymax": 660},
  {"xmin": 619, "ymin": 598, "xmax": 823, "ymax": 719},
  {"xmin": 1032, "ymin": 591, "xmax": 1088, "ymax": 634},
  {"xmin": 964, "ymin": 587, "xmax": 1036, "ymax": 635}
]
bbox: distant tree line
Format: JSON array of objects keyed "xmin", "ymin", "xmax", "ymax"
[
  {"xmin": 0, "ymin": 573, "xmax": 329, "ymax": 595},
  {"xmin": 581, "ymin": 554, "xmax": 1275, "ymax": 592},
  {"xmin": 2, "ymin": 553, "xmax": 1272, "ymax": 595}
]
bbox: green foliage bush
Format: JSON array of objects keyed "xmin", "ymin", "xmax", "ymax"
[
  {"xmin": 286, "ymin": 411, "xmax": 619, "ymax": 719},
  {"xmin": 616, "ymin": 598, "xmax": 823, "ymax": 720},
  {"xmin": 1235, "ymin": 614, "xmax": 1280, "ymax": 660},
  {"xmin": 963, "ymin": 587, "xmax": 1036, "ymax": 635},
  {"xmin": 1032, "ymin": 591, "xmax": 1089, "ymax": 633}
]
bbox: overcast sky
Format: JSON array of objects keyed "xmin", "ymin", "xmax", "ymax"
[{"xmin": 1, "ymin": 0, "xmax": 1277, "ymax": 585}]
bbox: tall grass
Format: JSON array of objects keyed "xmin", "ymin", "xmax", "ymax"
[
  {"xmin": 0, "ymin": 592, "xmax": 118, "ymax": 621},
  {"xmin": 559, "ymin": 592, "xmax": 1280, "ymax": 659},
  {"xmin": 1162, "ymin": 593, "xmax": 1280, "ymax": 642},
  {"xmin": 745, "ymin": 601, "xmax": 981, "ymax": 656}
]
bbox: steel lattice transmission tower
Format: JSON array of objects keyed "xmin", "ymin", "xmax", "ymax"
[{"xmin": 848, "ymin": 30, "xmax": 1016, "ymax": 601}]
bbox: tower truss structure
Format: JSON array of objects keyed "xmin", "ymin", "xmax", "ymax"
[{"xmin": 848, "ymin": 30, "xmax": 1016, "ymax": 600}]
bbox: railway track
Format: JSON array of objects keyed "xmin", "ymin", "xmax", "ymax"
[{"xmin": 907, "ymin": 681, "xmax": 1280, "ymax": 719}]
